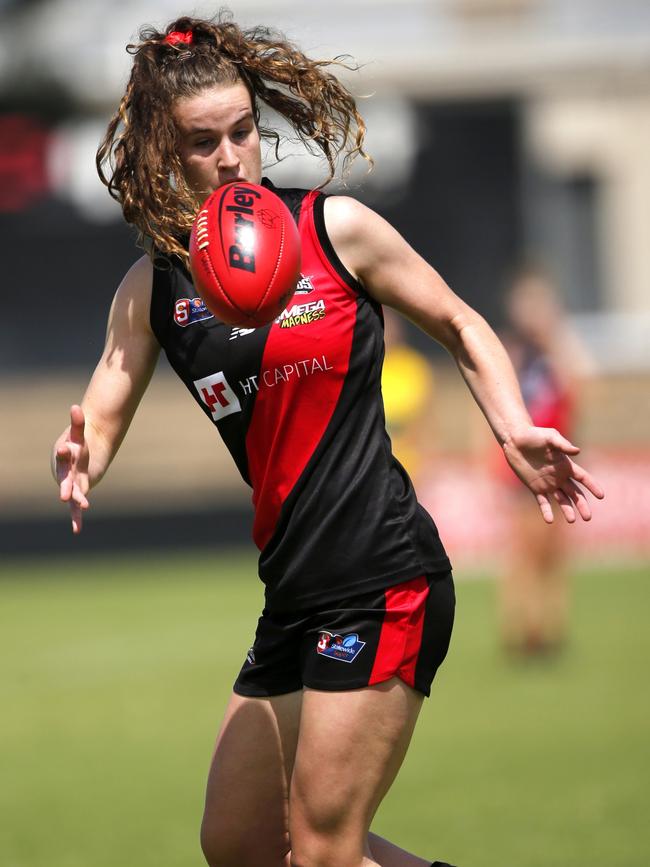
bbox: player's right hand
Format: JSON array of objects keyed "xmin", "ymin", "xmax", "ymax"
[{"xmin": 53, "ymin": 404, "xmax": 90, "ymax": 534}]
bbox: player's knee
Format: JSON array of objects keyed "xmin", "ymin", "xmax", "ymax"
[
  {"xmin": 290, "ymin": 815, "xmax": 361, "ymax": 867},
  {"xmin": 290, "ymin": 830, "xmax": 360, "ymax": 867},
  {"xmin": 291, "ymin": 784, "xmax": 351, "ymax": 837},
  {"xmin": 289, "ymin": 835, "xmax": 330, "ymax": 867},
  {"xmin": 200, "ymin": 815, "xmax": 290, "ymax": 867}
]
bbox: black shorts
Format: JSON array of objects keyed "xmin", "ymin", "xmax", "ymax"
[{"xmin": 233, "ymin": 571, "xmax": 455, "ymax": 699}]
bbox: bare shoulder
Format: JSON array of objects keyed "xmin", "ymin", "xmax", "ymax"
[
  {"xmin": 118, "ymin": 254, "xmax": 154, "ymax": 298},
  {"xmin": 323, "ymin": 195, "xmax": 397, "ymax": 284},
  {"xmin": 323, "ymin": 195, "xmax": 378, "ymax": 244},
  {"xmin": 323, "ymin": 195, "xmax": 406, "ymax": 251},
  {"xmin": 110, "ymin": 254, "xmax": 155, "ymax": 332},
  {"xmin": 322, "ymin": 194, "xmax": 465, "ymax": 336}
]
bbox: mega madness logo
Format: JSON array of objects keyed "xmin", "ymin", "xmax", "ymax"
[
  {"xmin": 228, "ymin": 275, "xmax": 321, "ymax": 339},
  {"xmin": 277, "ymin": 298, "xmax": 326, "ymax": 329}
]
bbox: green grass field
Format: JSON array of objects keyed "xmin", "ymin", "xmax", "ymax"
[{"xmin": 1, "ymin": 551, "xmax": 648, "ymax": 867}]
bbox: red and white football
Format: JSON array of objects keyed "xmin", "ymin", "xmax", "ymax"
[{"xmin": 189, "ymin": 181, "xmax": 301, "ymax": 328}]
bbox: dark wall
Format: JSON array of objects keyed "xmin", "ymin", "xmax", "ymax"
[
  {"xmin": 2, "ymin": 99, "xmax": 522, "ymax": 371},
  {"xmin": 1, "ymin": 203, "xmax": 138, "ymax": 371},
  {"xmin": 366, "ymin": 100, "xmax": 522, "ymax": 353}
]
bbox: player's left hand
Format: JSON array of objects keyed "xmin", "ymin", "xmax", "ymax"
[
  {"xmin": 503, "ymin": 426, "xmax": 604, "ymax": 524},
  {"xmin": 53, "ymin": 404, "xmax": 91, "ymax": 534}
]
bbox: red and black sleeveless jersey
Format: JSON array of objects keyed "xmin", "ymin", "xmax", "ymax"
[{"xmin": 150, "ymin": 179, "xmax": 450, "ymax": 610}]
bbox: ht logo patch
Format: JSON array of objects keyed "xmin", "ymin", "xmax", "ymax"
[
  {"xmin": 317, "ymin": 631, "xmax": 365, "ymax": 663},
  {"xmin": 193, "ymin": 371, "xmax": 242, "ymax": 421}
]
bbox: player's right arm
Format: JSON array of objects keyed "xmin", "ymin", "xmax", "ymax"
[{"xmin": 51, "ymin": 255, "xmax": 160, "ymax": 533}]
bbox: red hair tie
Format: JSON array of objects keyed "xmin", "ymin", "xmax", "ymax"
[{"xmin": 165, "ymin": 30, "xmax": 193, "ymax": 46}]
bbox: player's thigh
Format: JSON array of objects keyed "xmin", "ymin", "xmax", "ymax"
[
  {"xmin": 290, "ymin": 677, "xmax": 423, "ymax": 845},
  {"xmin": 201, "ymin": 689, "xmax": 302, "ymax": 866}
]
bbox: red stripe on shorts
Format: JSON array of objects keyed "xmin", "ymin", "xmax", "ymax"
[{"xmin": 369, "ymin": 576, "xmax": 429, "ymax": 688}]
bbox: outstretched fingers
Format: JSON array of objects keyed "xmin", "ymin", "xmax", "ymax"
[
  {"xmin": 69, "ymin": 404, "xmax": 86, "ymax": 442},
  {"xmin": 523, "ymin": 428, "xmax": 604, "ymax": 524},
  {"xmin": 538, "ymin": 484, "xmax": 589, "ymax": 524},
  {"xmin": 56, "ymin": 443, "xmax": 73, "ymax": 500},
  {"xmin": 549, "ymin": 430, "xmax": 581, "ymax": 456},
  {"xmin": 70, "ymin": 496, "xmax": 89, "ymax": 534},
  {"xmin": 65, "ymin": 479, "xmax": 89, "ymax": 534},
  {"xmin": 554, "ymin": 486, "xmax": 581, "ymax": 523},
  {"xmin": 564, "ymin": 479, "xmax": 594, "ymax": 521},
  {"xmin": 72, "ymin": 483, "xmax": 90, "ymax": 511},
  {"xmin": 568, "ymin": 458, "xmax": 605, "ymax": 501},
  {"xmin": 538, "ymin": 459, "xmax": 604, "ymax": 524},
  {"xmin": 56, "ymin": 442, "xmax": 85, "ymax": 504},
  {"xmin": 57, "ymin": 404, "xmax": 90, "ymax": 532},
  {"xmin": 535, "ymin": 493, "xmax": 555, "ymax": 524}
]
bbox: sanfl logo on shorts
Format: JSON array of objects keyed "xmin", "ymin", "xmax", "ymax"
[{"xmin": 316, "ymin": 631, "xmax": 365, "ymax": 663}]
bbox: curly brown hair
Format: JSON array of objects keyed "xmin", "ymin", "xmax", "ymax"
[{"xmin": 96, "ymin": 12, "xmax": 371, "ymax": 264}]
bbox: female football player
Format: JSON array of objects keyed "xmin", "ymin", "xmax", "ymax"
[
  {"xmin": 495, "ymin": 264, "xmax": 594, "ymax": 656},
  {"xmin": 52, "ymin": 13, "xmax": 603, "ymax": 867}
]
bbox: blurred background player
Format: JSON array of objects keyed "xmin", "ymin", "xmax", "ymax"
[{"xmin": 496, "ymin": 262, "xmax": 594, "ymax": 656}]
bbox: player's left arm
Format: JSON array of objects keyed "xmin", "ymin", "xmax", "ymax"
[{"xmin": 324, "ymin": 196, "xmax": 604, "ymax": 523}]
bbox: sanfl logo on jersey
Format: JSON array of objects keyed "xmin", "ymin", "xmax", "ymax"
[{"xmin": 174, "ymin": 297, "xmax": 214, "ymax": 327}]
